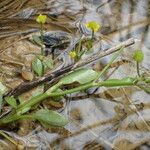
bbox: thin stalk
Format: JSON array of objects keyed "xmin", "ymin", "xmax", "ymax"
[
  {"xmin": 40, "ymin": 23, "xmax": 44, "ymax": 55},
  {"xmin": 0, "ymin": 113, "xmax": 36, "ymax": 124},
  {"xmin": 91, "ymin": 29, "xmax": 94, "ymax": 39},
  {"xmin": 77, "ymin": 37, "xmax": 82, "ymax": 54},
  {"xmin": 16, "ymin": 82, "xmax": 62, "ymax": 115},
  {"xmin": 94, "ymin": 46, "xmax": 125, "ymax": 82},
  {"xmin": 17, "ymin": 93, "xmax": 48, "ymax": 114},
  {"xmin": 136, "ymin": 62, "xmax": 140, "ymax": 76}
]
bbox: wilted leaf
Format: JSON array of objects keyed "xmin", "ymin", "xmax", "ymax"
[
  {"xmin": 5, "ymin": 96, "xmax": 17, "ymax": 109},
  {"xmin": 21, "ymin": 70, "xmax": 34, "ymax": 81},
  {"xmin": 44, "ymin": 101, "xmax": 64, "ymax": 109},
  {"xmin": 34, "ymin": 109, "xmax": 68, "ymax": 127},
  {"xmin": 59, "ymin": 68, "xmax": 98, "ymax": 85},
  {"xmin": 32, "ymin": 58, "xmax": 44, "ymax": 76}
]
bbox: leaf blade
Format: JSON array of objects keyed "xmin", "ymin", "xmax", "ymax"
[
  {"xmin": 32, "ymin": 58, "xmax": 44, "ymax": 76},
  {"xmin": 34, "ymin": 109, "xmax": 68, "ymax": 127},
  {"xmin": 60, "ymin": 68, "xmax": 98, "ymax": 85}
]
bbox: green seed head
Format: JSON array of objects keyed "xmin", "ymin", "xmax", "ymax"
[{"xmin": 133, "ymin": 50, "xmax": 144, "ymax": 63}]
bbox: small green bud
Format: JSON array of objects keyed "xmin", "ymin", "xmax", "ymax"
[{"xmin": 133, "ymin": 50, "xmax": 144, "ymax": 63}]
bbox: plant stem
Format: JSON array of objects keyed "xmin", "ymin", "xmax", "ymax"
[
  {"xmin": 91, "ymin": 30, "xmax": 94, "ymax": 39},
  {"xmin": 18, "ymin": 76, "xmax": 150, "ymax": 108},
  {"xmin": 17, "ymin": 93, "xmax": 48, "ymax": 114},
  {"xmin": 136, "ymin": 62, "xmax": 140, "ymax": 76},
  {"xmin": 40, "ymin": 23, "xmax": 44, "ymax": 55},
  {"xmin": 94, "ymin": 46, "xmax": 124, "ymax": 82},
  {"xmin": 1, "ymin": 76, "xmax": 150, "ymax": 125}
]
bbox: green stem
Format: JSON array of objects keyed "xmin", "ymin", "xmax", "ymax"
[
  {"xmin": 40, "ymin": 23, "xmax": 44, "ymax": 55},
  {"xmin": 94, "ymin": 46, "xmax": 124, "ymax": 82},
  {"xmin": 1, "ymin": 77, "xmax": 150, "ymax": 125},
  {"xmin": 0, "ymin": 113, "xmax": 36, "ymax": 124},
  {"xmin": 17, "ymin": 93, "xmax": 48, "ymax": 114},
  {"xmin": 48, "ymin": 78, "xmax": 135, "ymax": 97},
  {"xmin": 91, "ymin": 30, "xmax": 94, "ymax": 39},
  {"xmin": 136, "ymin": 62, "xmax": 140, "ymax": 77}
]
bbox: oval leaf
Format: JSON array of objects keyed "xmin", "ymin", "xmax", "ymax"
[
  {"xmin": 60, "ymin": 68, "xmax": 98, "ymax": 85},
  {"xmin": 5, "ymin": 96, "xmax": 17, "ymax": 109},
  {"xmin": 34, "ymin": 109, "xmax": 68, "ymax": 127},
  {"xmin": 32, "ymin": 58, "xmax": 44, "ymax": 76},
  {"xmin": 21, "ymin": 70, "xmax": 34, "ymax": 81}
]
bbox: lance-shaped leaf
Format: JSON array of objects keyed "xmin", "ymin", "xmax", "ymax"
[
  {"xmin": 34, "ymin": 109, "xmax": 68, "ymax": 127},
  {"xmin": 59, "ymin": 68, "xmax": 98, "ymax": 85}
]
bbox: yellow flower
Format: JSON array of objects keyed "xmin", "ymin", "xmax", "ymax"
[
  {"xmin": 86, "ymin": 21, "xmax": 101, "ymax": 32},
  {"xmin": 36, "ymin": 14, "xmax": 47, "ymax": 24},
  {"xmin": 69, "ymin": 51, "xmax": 77, "ymax": 59}
]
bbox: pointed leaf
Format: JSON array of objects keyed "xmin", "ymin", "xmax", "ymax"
[
  {"xmin": 32, "ymin": 58, "xmax": 44, "ymax": 76},
  {"xmin": 60, "ymin": 68, "xmax": 98, "ymax": 85},
  {"xmin": 34, "ymin": 109, "xmax": 68, "ymax": 127}
]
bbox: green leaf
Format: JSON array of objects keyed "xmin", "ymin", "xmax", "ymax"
[
  {"xmin": 34, "ymin": 109, "xmax": 68, "ymax": 127},
  {"xmin": 59, "ymin": 68, "xmax": 98, "ymax": 85},
  {"xmin": 32, "ymin": 58, "xmax": 44, "ymax": 76},
  {"xmin": 32, "ymin": 35, "xmax": 43, "ymax": 47},
  {"xmin": 133, "ymin": 50, "xmax": 144, "ymax": 63},
  {"xmin": 43, "ymin": 56, "xmax": 54, "ymax": 70},
  {"xmin": 5, "ymin": 96, "xmax": 17, "ymax": 109}
]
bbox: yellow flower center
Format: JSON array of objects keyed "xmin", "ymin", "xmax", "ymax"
[
  {"xmin": 69, "ymin": 51, "xmax": 77, "ymax": 59},
  {"xmin": 86, "ymin": 21, "xmax": 101, "ymax": 32},
  {"xmin": 36, "ymin": 14, "xmax": 47, "ymax": 24}
]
